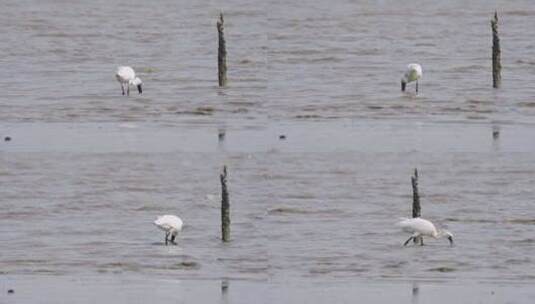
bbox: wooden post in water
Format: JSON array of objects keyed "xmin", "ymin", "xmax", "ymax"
[
  {"xmin": 411, "ymin": 168, "xmax": 420, "ymax": 218},
  {"xmin": 491, "ymin": 11, "xmax": 501, "ymax": 88},
  {"xmin": 220, "ymin": 165, "xmax": 230, "ymax": 242},
  {"xmin": 411, "ymin": 168, "xmax": 422, "ymax": 245},
  {"xmin": 217, "ymin": 13, "xmax": 228, "ymax": 87}
]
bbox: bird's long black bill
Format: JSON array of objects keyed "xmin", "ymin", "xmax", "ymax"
[
  {"xmin": 137, "ymin": 84, "xmax": 142, "ymax": 94},
  {"xmin": 401, "ymin": 81, "xmax": 406, "ymax": 92},
  {"xmin": 448, "ymin": 236, "xmax": 454, "ymax": 246}
]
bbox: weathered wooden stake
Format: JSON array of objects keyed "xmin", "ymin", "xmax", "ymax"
[
  {"xmin": 491, "ymin": 11, "xmax": 501, "ymax": 88},
  {"xmin": 411, "ymin": 168, "xmax": 420, "ymax": 218},
  {"xmin": 220, "ymin": 165, "xmax": 230, "ymax": 242},
  {"xmin": 411, "ymin": 168, "xmax": 422, "ymax": 245},
  {"xmin": 217, "ymin": 13, "xmax": 227, "ymax": 87}
]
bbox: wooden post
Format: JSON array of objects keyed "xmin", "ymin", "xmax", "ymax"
[
  {"xmin": 411, "ymin": 168, "xmax": 422, "ymax": 245},
  {"xmin": 411, "ymin": 168, "xmax": 420, "ymax": 218},
  {"xmin": 491, "ymin": 11, "xmax": 501, "ymax": 88},
  {"xmin": 217, "ymin": 13, "xmax": 227, "ymax": 87},
  {"xmin": 220, "ymin": 165, "xmax": 230, "ymax": 242}
]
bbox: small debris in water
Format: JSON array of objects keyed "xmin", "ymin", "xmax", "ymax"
[
  {"xmin": 196, "ymin": 106, "xmax": 214, "ymax": 114},
  {"xmin": 279, "ymin": 135, "xmax": 286, "ymax": 140},
  {"xmin": 176, "ymin": 107, "xmax": 215, "ymax": 116},
  {"xmin": 218, "ymin": 129, "xmax": 226, "ymax": 141},
  {"xmin": 428, "ymin": 266, "xmax": 456, "ymax": 272},
  {"xmin": 7, "ymin": 289, "xmax": 14, "ymax": 294},
  {"xmin": 4, "ymin": 136, "xmax": 11, "ymax": 142},
  {"xmin": 171, "ymin": 261, "xmax": 200, "ymax": 270},
  {"xmin": 141, "ymin": 67, "xmax": 157, "ymax": 73},
  {"xmin": 492, "ymin": 126, "xmax": 500, "ymax": 139}
]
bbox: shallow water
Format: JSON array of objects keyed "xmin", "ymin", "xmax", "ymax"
[
  {"xmin": 3, "ymin": 276, "xmax": 535, "ymax": 304},
  {"xmin": 1, "ymin": 0, "xmax": 535, "ymax": 300}
]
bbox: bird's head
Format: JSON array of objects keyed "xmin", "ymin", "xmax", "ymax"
[
  {"xmin": 441, "ymin": 230, "xmax": 454, "ymax": 246},
  {"xmin": 131, "ymin": 77, "xmax": 143, "ymax": 94},
  {"xmin": 401, "ymin": 77, "xmax": 407, "ymax": 92}
]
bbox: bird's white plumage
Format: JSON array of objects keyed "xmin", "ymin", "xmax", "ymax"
[
  {"xmin": 398, "ymin": 217, "xmax": 437, "ymax": 237},
  {"xmin": 116, "ymin": 66, "xmax": 136, "ymax": 83},
  {"xmin": 154, "ymin": 215, "xmax": 183, "ymax": 245},
  {"xmin": 403, "ymin": 63, "xmax": 423, "ymax": 83},
  {"xmin": 397, "ymin": 217, "xmax": 454, "ymax": 246},
  {"xmin": 154, "ymin": 215, "xmax": 183, "ymax": 233},
  {"xmin": 401, "ymin": 63, "xmax": 422, "ymax": 92},
  {"xmin": 115, "ymin": 66, "xmax": 142, "ymax": 95}
]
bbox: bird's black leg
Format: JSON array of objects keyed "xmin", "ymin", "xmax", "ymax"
[
  {"xmin": 403, "ymin": 236, "xmax": 414, "ymax": 246},
  {"xmin": 170, "ymin": 234, "xmax": 177, "ymax": 245},
  {"xmin": 165, "ymin": 232, "xmax": 169, "ymax": 245},
  {"xmin": 127, "ymin": 85, "xmax": 130, "ymax": 96},
  {"xmin": 416, "ymin": 81, "xmax": 419, "ymax": 93},
  {"xmin": 420, "ymin": 238, "xmax": 424, "ymax": 246},
  {"xmin": 121, "ymin": 84, "xmax": 125, "ymax": 96}
]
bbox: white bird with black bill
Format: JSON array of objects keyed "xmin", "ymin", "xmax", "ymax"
[
  {"xmin": 401, "ymin": 63, "xmax": 422, "ymax": 93},
  {"xmin": 154, "ymin": 215, "xmax": 183, "ymax": 245},
  {"xmin": 397, "ymin": 217, "xmax": 453, "ymax": 246},
  {"xmin": 115, "ymin": 66, "xmax": 142, "ymax": 96}
]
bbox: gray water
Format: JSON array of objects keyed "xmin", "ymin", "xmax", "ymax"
[{"xmin": 2, "ymin": 0, "xmax": 535, "ymax": 301}]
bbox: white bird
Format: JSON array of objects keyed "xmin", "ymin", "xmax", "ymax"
[
  {"xmin": 401, "ymin": 63, "xmax": 422, "ymax": 93},
  {"xmin": 154, "ymin": 215, "xmax": 183, "ymax": 245},
  {"xmin": 397, "ymin": 217, "xmax": 453, "ymax": 246},
  {"xmin": 115, "ymin": 66, "xmax": 142, "ymax": 96}
]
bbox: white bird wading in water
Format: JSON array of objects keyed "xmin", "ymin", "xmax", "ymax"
[
  {"xmin": 397, "ymin": 217, "xmax": 453, "ymax": 246},
  {"xmin": 401, "ymin": 63, "xmax": 422, "ymax": 93},
  {"xmin": 115, "ymin": 66, "xmax": 142, "ymax": 96},
  {"xmin": 154, "ymin": 215, "xmax": 183, "ymax": 245}
]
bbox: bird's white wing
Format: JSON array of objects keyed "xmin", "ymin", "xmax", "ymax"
[
  {"xmin": 397, "ymin": 217, "xmax": 435, "ymax": 235},
  {"xmin": 405, "ymin": 64, "xmax": 422, "ymax": 82},
  {"xmin": 154, "ymin": 221, "xmax": 173, "ymax": 231},
  {"xmin": 116, "ymin": 66, "xmax": 136, "ymax": 82},
  {"xmin": 397, "ymin": 218, "xmax": 416, "ymax": 232},
  {"xmin": 154, "ymin": 215, "xmax": 183, "ymax": 231}
]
